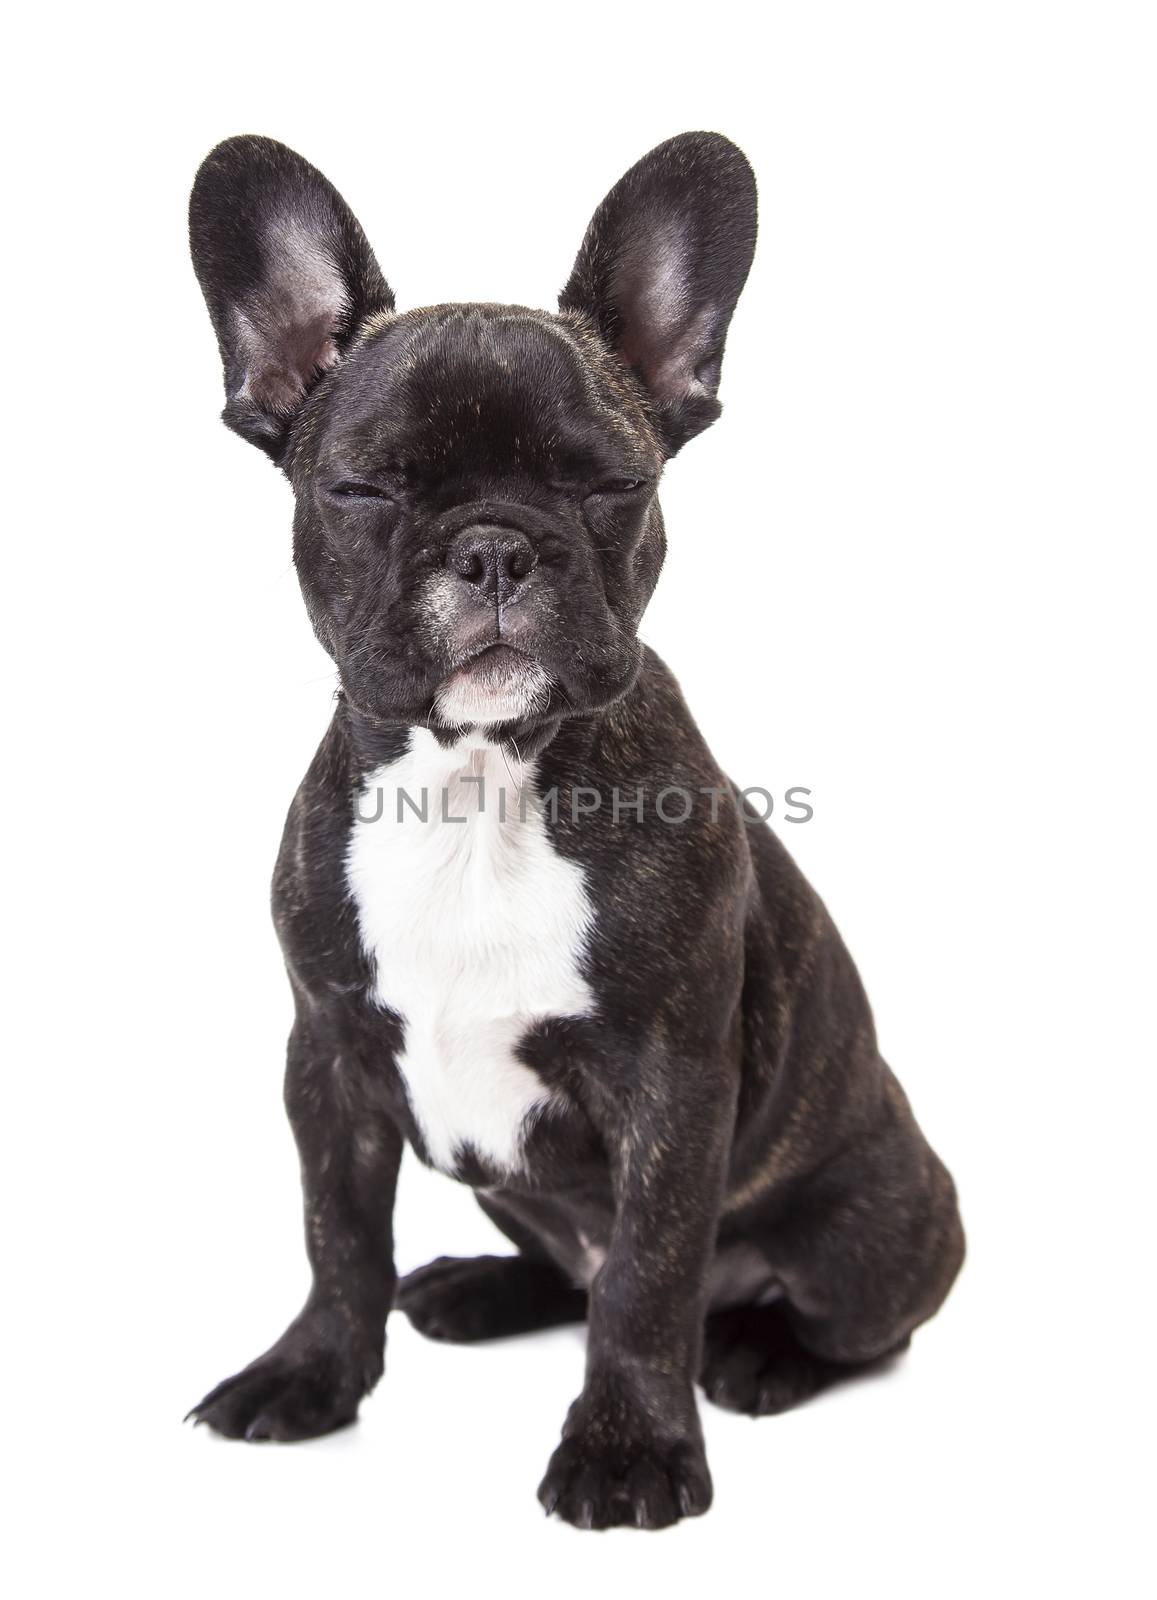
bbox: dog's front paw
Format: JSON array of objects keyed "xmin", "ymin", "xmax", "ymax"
[
  {"xmin": 187, "ymin": 1318, "xmax": 381, "ymax": 1442},
  {"xmin": 537, "ymin": 1391, "xmax": 712, "ymax": 1530},
  {"xmin": 187, "ymin": 1348, "xmax": 362, "ymax": 1441}
]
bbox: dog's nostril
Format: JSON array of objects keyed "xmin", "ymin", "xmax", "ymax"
[
  {"xmin": 506, "ymin": 547, "xmax": 535, "ymax": 582},
  {"xmin": 452, "ymin": 549, "xmax": 487, "ymax": 586}
]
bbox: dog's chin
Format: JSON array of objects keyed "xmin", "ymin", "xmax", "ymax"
[{"xmin": 434, "ymin": 643, "xmax": 552, "ymax": 730}]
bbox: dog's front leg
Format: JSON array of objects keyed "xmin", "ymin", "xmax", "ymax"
[
  {"xmin": 189, "ymin": 1013, "xmax": 403, "ymax": 1442},
  {"xmin": 538, "ymin": 1058, "xmax": 735, "ymax": 1529}
]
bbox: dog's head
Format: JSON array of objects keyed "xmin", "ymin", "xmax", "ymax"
[{"xmin": 190, "ymin": 133, "xmax": 756, "ymax": 743}]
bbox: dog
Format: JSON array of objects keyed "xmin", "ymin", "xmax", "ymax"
[{"xmin": 186, "ymin": 131, "xmax": 964, "ymax": 1530}]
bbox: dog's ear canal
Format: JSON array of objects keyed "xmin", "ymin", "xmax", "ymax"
[
  {"xmin": 560, "ymin": 132, "xmax": 757, "ymax": 456},
  {"xmin": 189, "ymin": 136, "xmax": 393, "ymax": 460}
]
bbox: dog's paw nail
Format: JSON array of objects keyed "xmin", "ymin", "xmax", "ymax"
[{"xmin": 674, "ymin": 1469, "xmax": 711, "ymax": 1517}]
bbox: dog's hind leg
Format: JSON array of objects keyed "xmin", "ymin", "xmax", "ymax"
[
  {"xmin": 702, "ymin": 1075, "xmax": 964, "ymax": 1416},
  {"xmin": 699, "ymin": 1299, "xmax": 910, "ymax": 1414}
]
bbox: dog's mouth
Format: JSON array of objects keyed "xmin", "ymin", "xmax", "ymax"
[{"xmin": 434, "ymin": 641, "xmax": 553, "ymax": 727}]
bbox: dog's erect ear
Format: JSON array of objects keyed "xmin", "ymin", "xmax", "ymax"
[
  {"xmin": 560, "ymin": 132, "xmax": 757, "ymax": 455},
  {"xmin": 189, "ymin": 136, "xmax": 393, "ymax": 459}
]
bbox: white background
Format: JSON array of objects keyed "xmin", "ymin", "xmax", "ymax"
[{"xmin": 5, "ymin": 3, "xmax": 1154, "ymax": 1595}]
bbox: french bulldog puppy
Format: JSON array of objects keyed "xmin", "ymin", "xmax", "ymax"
[{"xmin": 186, "ymin": 132, "xmax": 964, "ymax": 1530}]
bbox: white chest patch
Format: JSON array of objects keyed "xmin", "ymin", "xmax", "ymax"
[{"xmin": 346, "ymin": 730, "xmax": 595, "ymax": 1175}]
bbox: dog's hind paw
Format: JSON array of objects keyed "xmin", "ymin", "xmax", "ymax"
[
  {"xmin": 395, "ymin": 1254, "xmax": 586, "ymax": 1342},
  {"xmin": 699, "ymin": 1301, "xmax": 904, "ymax": 1415}
]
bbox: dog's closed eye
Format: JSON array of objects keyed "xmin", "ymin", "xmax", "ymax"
[
  {"xmin": 589, "ymin": 477, "xmax": 649, "ymax": 496},
  {"xmin": 326, "ymin": 481, "xmax": 395, "ymax": 502}
]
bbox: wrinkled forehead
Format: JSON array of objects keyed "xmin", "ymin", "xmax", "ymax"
[{"xmin": 317, "ymin": 306, "xmax": 659, "ymax": 479}]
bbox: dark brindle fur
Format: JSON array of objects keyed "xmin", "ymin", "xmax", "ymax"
[{"xmin": 186, "ymin": 132, "xmax": 964, "ymax": 1530}]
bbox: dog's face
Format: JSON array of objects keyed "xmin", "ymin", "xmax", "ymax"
[
  {"xmin": 289, "ymin": 303, "xmax": 665, "ymax": 734},
  {"xmin": 190, "ymin": 135, "xmax": 756, "ymax": 739}
]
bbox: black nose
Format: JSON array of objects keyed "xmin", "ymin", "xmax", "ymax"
[{"xmin": 447, "ymin": 526, "xmax": 538, "ymax": 604}]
